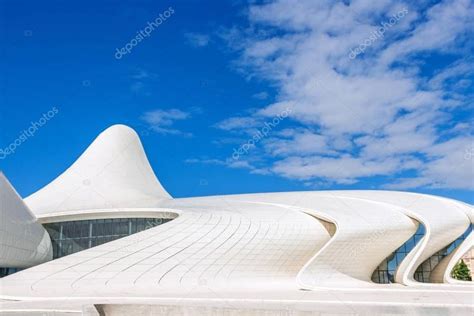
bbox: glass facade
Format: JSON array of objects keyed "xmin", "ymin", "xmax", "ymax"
[
  {"xmin": 44, "ymin": 217, "xmax": 172, "ymax": 259},
  {"xmin": 372, "ymin": 222, "xmax": 473, "ymax": 284},
  {"xmin": 414, "ymin": 223, "xmax": 473, "ymax": 282},
  {"xmin": 372, "ymin": 221, "xmax": 425, "ymax": 283},
  {"xmin": 0, "ymin": 267, "xmax": 20, "ymax": 278}
]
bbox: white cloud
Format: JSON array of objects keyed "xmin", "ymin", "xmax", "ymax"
[
  {"xmin": 252, "ymin": 91, "xmax": 269, "ymax": 100},
  {"xmin": 378, "ymin": 0, "xmax": 474, "ymax": 66},
  {"xmin": 214, "ymin": 0, "xmax": 473, "ymax": 189},
  {"xmin": 185, "ymin": 158, "xmax": 225, "ymax": 165},
  {"xmin": 185, "ymin": 32, "xmax": 211, "ymax": 47},
  {"xmin": 214, "ymin": 116, "xmax": 260, "ymax": 131},
  {"xmin": 386, "ymin": 137, "xmax": 474, "ymax": 189},
  {"xmin": 264, "ymin": 130, "xmax": 330, "ymax": 157},
  {"xmin": 185, "ymin": 157, "xmax": 270, "ymax": 175},
  {"xmin": 141, "ymin": 108, "xmax": 192, "ymax": 136},
  {"xmin": 130, "ymin": 69, "xmax": 158, "ymax": 95},
  {"xmin": 132, "ymin": 69, "xmax": 156, "ymax": 80},
  {"xmin": 271, "ymin": 154, "xmax": 420, "ymax": 184},
  {"xmin": 428, "ymin": 58, "xmax": 474, "ymax": 91}
]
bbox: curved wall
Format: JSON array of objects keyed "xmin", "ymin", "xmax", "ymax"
[
  {"xmin": 430, "ymin": 224, "xmax": 473, "ymax": 284},
  {"xmin": 0, "ymin": 173, "xmax": 52, "ymax": 268},
  {"xmin": 371, "ymin": 219, "xmax": 424, "ymax": 283},
  {"xmin": 323, "ymin": 191, "xmax": 471, "ymax": 286},
  {"xmin": 2, "ymin": 124, "xmax": 472, "ymax": 299},
  {"xmin": 218, "ymin": 193, "xmax": 419, "ymax": 288},
  {"xmin": 441, "ymin": 206, "xmax": 474, "ymax": 284},
  {"xmin": 25, "ymin": 125, "xmax": 171, "ymax": 216},
  {"xmin": 0, "ymin": 200, "xmax": 331, "ymax": 297}
]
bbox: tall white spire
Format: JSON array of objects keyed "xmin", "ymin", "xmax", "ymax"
[{"xmin": 26, "ymin": 124, "xmax": 171, "ymax": 215}]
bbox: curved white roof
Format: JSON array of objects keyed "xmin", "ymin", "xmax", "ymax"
[
  {"xmin": 1, "ymin": 124, "xmax": 472, "ymax": 313},
  {"xmin": 25, "ymin": 125, "xmax": 171, "ymax": 215}
]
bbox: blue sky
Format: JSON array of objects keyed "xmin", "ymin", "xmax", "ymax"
[{"xmin": 0, "ymin": 0, "xmax": 473, "ymax": 203}]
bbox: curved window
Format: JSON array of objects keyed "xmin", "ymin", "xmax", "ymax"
[
  {"xmin": 44, "ymin": 217, "xmax": 173, "ymax": 259},
  {"xmin": 372, "ymin": 220, "xmax": 425, "ymax": 283},
  {"xmin": 414, "ymin": 223, "xmax": 473, "ymax": 282}
]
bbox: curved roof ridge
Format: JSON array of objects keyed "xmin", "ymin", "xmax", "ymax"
[{"xmin": 25, "ymin": 124, "xmax": 171, "ymax": 215}]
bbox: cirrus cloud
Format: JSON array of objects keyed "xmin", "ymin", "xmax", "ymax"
[
  {"xmin": 213, "ymin": 0, "xmax": 474, "ymax": 189},
  {"xmin": 141, "ymin": 108, "xmax": 193, "ymax": 136}
]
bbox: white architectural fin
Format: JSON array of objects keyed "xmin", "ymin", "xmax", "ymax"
[
  {"xmin": 0, "ymin": 172, "xmax": 52, "ymax": 267},
  {"xmin": 25, "ymin": 124, "xmax": 171, "ymax": 215}
]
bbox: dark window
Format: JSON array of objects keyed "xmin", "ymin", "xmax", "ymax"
[
  {"xmin": 371, "ymin": 221, "xmax": 425, "ymax": 283},
  {"xmin": 0, "ymin": 267, "xmax": 21, "ymax": 278},
  {"xmin": 372, "ymin": 222, "xmax": 472, "ymax": 283},
  {"xmin": 43, "ymin": 217, "xmax": 173, "ymax": 259},
  {"xmin": 414, "ymin": 223, "xmax": 472, "ymax": 283}
]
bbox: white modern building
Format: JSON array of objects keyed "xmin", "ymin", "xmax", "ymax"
[{"xmin": 0, "ymin": 125, "xmax": 472, "ymax": 315}]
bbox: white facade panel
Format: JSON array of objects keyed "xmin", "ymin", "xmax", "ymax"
[{"xmin": 0, "ymin": 173, "xmax": 52, "ymax": 268}]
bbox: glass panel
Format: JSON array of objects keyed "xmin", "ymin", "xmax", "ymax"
[
  {"xmin": 372, "ymin": 221, "xmax": 425, "ymax": 283},
  {"xmin": 414, "ymin": 223, "xmax": 472, "ymax": 283},
  {"xmin": 373, "ymin": 223, "xmax": 472, "ymax": 284},
  {"xmin": 43, "ymin": 217, "xmax": 173, "ymax": 259}
]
